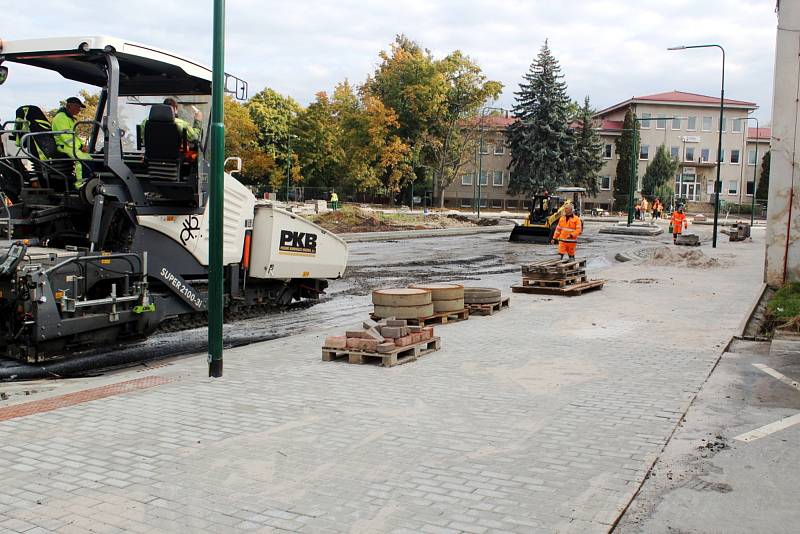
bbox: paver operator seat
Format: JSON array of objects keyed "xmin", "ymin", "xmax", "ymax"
[{"xmin": 143, "ymin": 104, "xmax": 185, "ymax": 182}]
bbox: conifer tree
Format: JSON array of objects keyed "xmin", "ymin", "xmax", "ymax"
[
  {"xmin": 642, "ymin": 144, "xmax": 679, "ymax": 197},
  {"xmin": 756, "ymin": 150, "xmax": 770, "ymax": 200},
  {"xmin": 613, "ymin": 108, "xmax": 639, "ymax": 210},
  {"xmin": 506, "ymin": 40, "xmax": 573, "ymax": 196},
  {"xmin": 570, "ymin": 96, "xmax": 603, "ymax": 196}
]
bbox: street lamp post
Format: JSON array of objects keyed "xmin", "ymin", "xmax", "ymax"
[
  {"xmin": 743, "ymin": 117, "xmax": 760, "ymax": 226},
  {"xmin": 668, "ymin": 44, "xmax": 726, "ymax": 248},
  {"xmin": 208, "ymin": 0, "xmax": 225, "ymax": 378},
  {"xmin": 626, "ymin": 116, "xmax": 687, "ymax": 226},
  {"xmin": 476, "ymin": 106, "xmax": 509, "ymax": 219}
]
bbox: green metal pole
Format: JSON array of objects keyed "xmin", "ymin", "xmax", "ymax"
[
  {"xmin": 477, "ymin": 129, "xmax": 483, "ymax": 219},
  {"xmin": 712, "ymin": 51, "xmax": 725, "ymax": 248},
  {"xmin": 628, "ymin": 124, "xmax": 637, "ymax": 226},
  {"xmin": 208, "ymin": 0, "xmax": 225, "ymax": 378},
  {"xmin": 286, "ymin": 135, "xmax": 291, "ymax": 202}
]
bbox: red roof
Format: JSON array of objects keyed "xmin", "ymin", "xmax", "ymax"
[
  {"xmin": 634, "ymin": 91, "xmax": 756, "ymax": 107},
  {"xmin": 747, "ymin": 127, "xmax": 770, "ymax": 140},
  {"xmin": 601, "ymin": 119, "xmax": 623, "ymax": 131},
  {"xmin": 459, "ymin": 115, "xmax": 516, "ymax": 129}
]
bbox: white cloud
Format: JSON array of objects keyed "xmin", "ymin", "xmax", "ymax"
[{"xmin": 0, "ymin": 0, "xmax": 777, "ymax": 122}]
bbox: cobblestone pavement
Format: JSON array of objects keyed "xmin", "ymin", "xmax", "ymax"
[{"xmin": 0, "ymin": 235, "xmax": 764, "ymax": 533}]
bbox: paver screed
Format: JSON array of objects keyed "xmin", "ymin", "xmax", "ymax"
[{"xmin": 0, "ymin": 238, "xmax": 764, "ymax": 533}]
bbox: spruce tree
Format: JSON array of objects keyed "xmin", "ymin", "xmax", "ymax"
[
  {"xmin": 642, "ymin": 144, "xmax": 679, "ymax": 197},
  {"xmin": 570, "ymin": 96, "xmax": 603, "ymax": 196},
  {"xmin": 613, "ymin": 108, "xmax": 639, "ymax": 211},
  {"xmin": 506, "ymin": 40, "xmax": 573, "ymax": 196},
  {"xmin": 756, "ymin": 150, "xmax": 770, "ymax": 200}
]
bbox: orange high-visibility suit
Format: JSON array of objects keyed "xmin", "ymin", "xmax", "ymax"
[
  {"xmin": 553, "ymin": 214, "xmax": 582, "ymax": 257},
  {"xmin": 671, "ymin": 211, "xmax": 688, "ymax": 235}
]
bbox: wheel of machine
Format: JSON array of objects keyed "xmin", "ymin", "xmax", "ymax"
[
  {"xmin": 408, "ymin": 283, "xmax": 464, "ymax": 301},
  {"xmin": 433, "ymin": 298, "xmax": 465, "ymax": 313},
  {"xmin": 373, "ymin": 302, "xmax": 435, "ymax": 319},
  {"xmin": 372, "ymin": 288, "xmax": 431, "ymax": 307},
  {"xmin": 463, "ymin": 287, "xmax": 502, "ymax": 304}
]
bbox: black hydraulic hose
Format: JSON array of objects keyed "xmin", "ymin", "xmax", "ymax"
[{"xmin": 0, "ymin": 332, "xmax": 280, "ymax": 381}]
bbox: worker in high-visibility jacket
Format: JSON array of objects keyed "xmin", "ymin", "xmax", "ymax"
[
  {"xmin": 51, "ymin": 96, "xmax": 91, "ymax": 189},
  {"xmin": 552, "ymin": 203, "xmax": 582, "ymax": 261},
  {"xmin": 671, "ymin": 206, "xmax": 688, "ymax": 244},
  {"xmin": 330, "ymin": 191, "xmax": 339, "ymax": 211}
]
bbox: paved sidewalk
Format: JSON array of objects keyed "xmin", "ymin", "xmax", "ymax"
[{"xmin": 0, "ymin": 238, "xmax": 764, "ymax": 533}]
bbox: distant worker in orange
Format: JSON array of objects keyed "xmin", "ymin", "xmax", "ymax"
[
  {"xmin": 671, "ymin": 206, "xmax": 688, "ymax": 244},
  {"xmin": 552, "ymin": 203, "xmax": 582, "ymax": 261}
]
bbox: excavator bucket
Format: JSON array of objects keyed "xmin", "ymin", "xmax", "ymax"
[{"xmin": 508, "ymin": 224, "xmax": 553, "ymax": 243}]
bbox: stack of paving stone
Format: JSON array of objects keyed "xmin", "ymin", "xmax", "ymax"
[
  {"xmin": 322, "ymin": 317, "xmax": 440, "ymax": 366},
  {"xmin": 512, "ymin": 258, "xmax": 604, "ymax": 296}
]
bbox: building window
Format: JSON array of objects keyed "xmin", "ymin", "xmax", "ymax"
[
  {"xmin": 603, "ymin": 144, "xmax": 612, "ymax": 159},
  {"xmin": 460, "ymin": 198, "xmax": 472, "ymax": 208},
  {"xmin": 732, "ymin": 118, "xmax": 743, "ymax": 133},
  {"xmin": 672, "ymin": 117, "xmax": 682, "ymax": 130},
  {"xmin": 461, "ymin": 173, "xmax": 473, "ymax": 186},
  {"xmin": 748, "ymin": 149, "xmax": 757, "ymax": 165},
  {"xmin": 477, "ymin": 198, "xmax": 487, "ymax": 208},
  {"xmin": 491, "ymin": 198, "xmax": 503, "ymax": 208},
  {"xmin": 639, "ymin": 144, "xmax": 649, "ymax": 160},
  {"xmin": 640, "ymin": 112, "xmax": 651, "ymax": 129},
  {"xmin": 492, "ymin": 170, "xmax": 503, "ymax": 186},
  {"xmin": 720, "ymin": 117, "xmax": 726, "ymax": 132},
  {"xmin": 670, "ymin": 146, "xmax": 680, "ymax": 159},
  {"xmin": 746, "ymin": 181, "xmax": 755, "ymax": 196},
  {"xmin": 701, "ymin": 148, "xmax": 710, "ymax": 163},
  {"xmin": 687, "ymin": 116, "xmax": 697, "ymax": 131},
  {"xmin": 480, "ymin": 142, "xmax": 489, "ymax": 155},
  {"xmin": 656, "ymin": 114, "xmax": 666, "ymax": 129},
  {"xmin": 600, "ymin": 176, "xmax": 611, "ymax": 190},
  {"xmin": 494, "ymin": 143, "xmax": 505, "ymax": 155},
  {"xmin": 728, "ymin": 181, "xmax": 738, "ymax": 195},
  {"xmin": 719, "ymin": 148, "xmax": 725, "ymax": 162},
  {"xmin": 479, "ymin": 171, "xmax": 488, "ymax": 186},
  {"xmin": 685, "ymin": 147, "xmax": 695, "ymax": 161},
  {"xmin": 731, "ymin": 149, "xmax": 740, "ymax": 164},
  {"xmin": 702, "ymin": 116, "xmax": 712, "ymax": 131}
]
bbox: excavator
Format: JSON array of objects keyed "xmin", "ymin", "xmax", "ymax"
[
  {"xmin": 0, "ymin": 36, "xmax": 348, "ymax": 363},
  {"xmin": 508, "ymin": 187, "xmax": 585, "ymax": 243}
]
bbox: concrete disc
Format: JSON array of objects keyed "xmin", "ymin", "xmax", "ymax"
[
  {"xmin": 373, "ymin": 302, "xmax": 435, "ymax": 319},
  {"xmin": 433, "ymin": 298, "xmax": 465, "ymax": 313},
  {"xmin": 372, "ymin": 288, "xmax": 432, "ymax": 306},
  {"xmin": 408, "ymin": 283, "xmax": 464, "ymax": 301},
  {"xmin": 463, "ymin": 287, "xmax": 502, "ymax": 304}
]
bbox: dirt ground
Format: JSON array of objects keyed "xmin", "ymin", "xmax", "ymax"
[{"xmin": 306, "ymin": 206, "xmax": 499, "ymax": 233}]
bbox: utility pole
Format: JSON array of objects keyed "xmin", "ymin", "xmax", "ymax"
[{"xmin": 208, "ymin": 0, "xmax": 225, "ymax": 378}]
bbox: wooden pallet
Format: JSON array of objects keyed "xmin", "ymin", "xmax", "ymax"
[
  {"xmin": 370, "ymin": 308, "xmax": 469, "ymax": 326},
  {"xmin": 322, "ymin": 337, "xmax": 441, "ymax": 367},
  {"xmin": 522, "ymin": 258, "xmax": 586, "ymax": 276},
  {"xmin": 512, "ymin": 279, "xmax": 604, "ymax": 296},
  {"xmin": 524, "ymin": 268, "xmax": 586, "ymax": 280},
  {"xmin": 522, "ymin": 274, "xmax": 588, "ymax": 288},
  {"xmin": 466, "ymin": 297, "xmax": 510, "ymax": 316}
]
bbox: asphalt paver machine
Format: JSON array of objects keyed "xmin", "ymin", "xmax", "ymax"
[{"xmin": 0, "ymin": 36, "xmax": 347, "ymax": 362}]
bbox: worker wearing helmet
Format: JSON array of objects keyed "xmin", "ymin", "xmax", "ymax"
[
  {"xmin": 671, "ymin": 206, "xmax": 688, "ymax": 244},
  {"xmin": 552, "ymin": 203, "xmax": 582, "ymax": 261},
  {"xmin": 51, "ymin": 96, "xmax": 92, "ymax": 189}
]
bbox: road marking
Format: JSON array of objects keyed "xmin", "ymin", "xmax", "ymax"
[
  {"xmin": 734, "ymin": 413, "xmax": 800, "ymax": 442},
  {"xmin": 733, "ymin": 363, "xmax": 800, "ymax": 443},
  {"xmin": 752, "ymin": 363, "xmax": 800, "ymax": 392}
]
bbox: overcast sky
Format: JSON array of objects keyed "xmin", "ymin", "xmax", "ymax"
[{"xmin": 1, "ymin": 0, "xmax": 778, "ymax": 123}]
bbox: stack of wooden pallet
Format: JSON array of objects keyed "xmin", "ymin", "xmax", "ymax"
[
  {"xmin": 464, "ymin": 287, "xmax": 510, "ymax": 316},
  {"xmin": 511, "ymin": 258, "xmax": 604, "ymax": 296}
]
